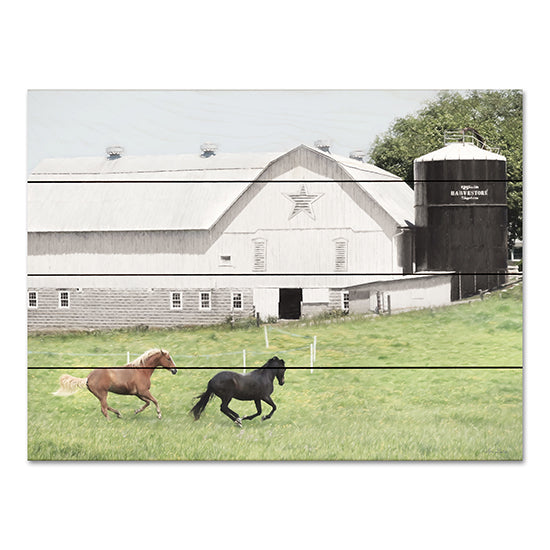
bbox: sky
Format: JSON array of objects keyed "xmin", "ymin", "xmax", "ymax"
[{"xmin": 27, "ymin": 90, "xmax": 441, "ymax": 174}]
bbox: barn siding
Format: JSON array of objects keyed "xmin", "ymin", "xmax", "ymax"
[
  {"xmin": 28, "ymin": 230, "xmax": 211, "ymax": 256},
  {"xmin": 28, "ymin": 229, "xmax": 393, "ymax": 275},
  {"xmin": 348, "ymin": 275, "xmax": 452, "ymax": 314}
]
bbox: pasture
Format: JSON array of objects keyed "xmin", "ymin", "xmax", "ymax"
[{"xmin": 27, "ymin": 284, "xmax": 523, "ymax": 461}]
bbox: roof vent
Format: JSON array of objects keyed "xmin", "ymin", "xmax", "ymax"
[
  {"xmin": 314, "ymin": 140, "xmax": 331, "ymax": 153},
  {"xmin": 200, "ymin": 143, "xmax": 218, "ymax": 157},
  {"xmin": 349, "ymin": 150, "xmax": 366, "ymax": 162},
  {"xmin": 106, "ymin": 146, "xmax": 124, "ymax": 159}
]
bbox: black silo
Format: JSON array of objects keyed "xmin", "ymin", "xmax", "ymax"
[{"xmin": 414, "ymin": 141, "xmax": 508, "ymax": 300}]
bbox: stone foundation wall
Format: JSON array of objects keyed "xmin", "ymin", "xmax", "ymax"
[{"xmin": 27, "ymin": 287, "xmax": 254, "ymax": 331}]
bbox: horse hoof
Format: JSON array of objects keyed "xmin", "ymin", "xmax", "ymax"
[
  {"xmin": 157, "ymin": 414, "xmax": 162, "ymax": 419},
  {"xmin": 235, "ymin": 418, "xmax": 243, "ymax": 428}
]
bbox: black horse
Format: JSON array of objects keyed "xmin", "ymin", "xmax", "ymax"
[{"xmin": 190, "ymin": 356, "xmax": 286, "ymax": 427}]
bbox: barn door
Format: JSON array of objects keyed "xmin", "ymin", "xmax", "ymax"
[
  {"xmin": 279, "ymin": 288, "xmax": 303, "ymax": 319},
  {"xmin": 253, "ymin": 288, "xmax": 279, "ymax": 321}
]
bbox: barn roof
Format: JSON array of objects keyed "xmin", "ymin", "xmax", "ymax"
[
  {"xmin": 307, "ymin": 147, "xmax": 413, "ymax": 227},
  {"xmin": 332, "ymin": 154, "xmax": 413, "ymax": 227},
  {"xmin": 27, "ymin": 182, "xmax": 252, "ymax": 231},
  {"xmin": 28, "ymin": 151, "xmax": 281, "ymax": 231},
  {"xmin": 29, "ymin": 151, "xmax": 282, "ymax": 182},
  {"xmin": 330, "ymin": 152, "xmax": 403, "ymax": 182},
  {"xmin": 28, "ymin": 145, "xmax": 414, "ymax": 231}
]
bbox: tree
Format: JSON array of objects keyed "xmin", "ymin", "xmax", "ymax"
[{"xmin": 368, "ymin": 90, "xmax": 523, "ymax": 247}]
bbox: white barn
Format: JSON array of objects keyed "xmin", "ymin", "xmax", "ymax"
[{"xmin": 27, "ymin": 143, "xmax": 444, "ymax": 330}]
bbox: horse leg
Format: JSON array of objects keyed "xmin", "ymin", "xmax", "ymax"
[
  {"xmin": 261, "ymin": 396, "xmax": 277, "ymax": 421},
  {"xmin": 134, "ymin": 395, "xmax": 151, "ymax": 415},
  {"xmin": 138, "ymin": 390, "xmax": 162, "ymax": 419},
  {"xmin": 98, "ymin": 396, "xmax": 110, "ymax": 419},
  {"xmin": 88, "ymin": 386, "xmax": 121, "ymax": 419},
  {"xmin": 107, "ymin": 404, "xmax": 122, "ymax": 418},
  {"xmin": 220, "ymin": 397, "xmax": 242, "ymax": 427},
  {"xmin": 242, "ymin": 400, "xmax": 262, "ymax": 421}
]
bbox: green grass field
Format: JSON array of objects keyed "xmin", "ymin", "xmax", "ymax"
[{"xmin": 27, "ymin": 284, "xmax": 523, "ymax": 461}]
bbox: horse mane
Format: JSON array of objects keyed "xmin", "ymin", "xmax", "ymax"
[
  {"xmin": 129, "ymin": 348, "xmax": 164, "ymax": 367},
  {"xmin": 259, "ymin": 356, "xmax": 281, "ymax": 369}
]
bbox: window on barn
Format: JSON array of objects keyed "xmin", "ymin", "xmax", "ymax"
[
  {"xmin": 28, "ymin": 291, "xmax": 37, "ymax": 309},
  {"xmin": 199, "ymin": 291, "xmax": 211, "ymax": 310},
  {"xmin": 170, "ymin": 292, "xmax": 182, "ymax": 310},
  {"xmin": 342, "ymin": 291, "xmax": 350, "ymax": 312},
  {"xmin": 232, "ymin": 292, "xmax": 243, "ymax": 310},
  {"xmin": 252, "ymin": 238, "xmax": 266, "ymax": 272},
  {"xmin": 334, "ymin": 239, "xmax": 348, "ymax": 272},
  {"xmin": 58, "ymin": 290, "xmax": 70, "ymax": 308},
  {"xmin": 219, "ymin": 255, "xmax": 232, "ymax": 266}
]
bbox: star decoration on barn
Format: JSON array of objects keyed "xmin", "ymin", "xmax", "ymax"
[{"xmin": 283, "ymin": 184, "xmax": 324, "ymax": 220}]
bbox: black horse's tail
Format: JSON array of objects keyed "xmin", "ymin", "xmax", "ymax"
[{"xmin": 190, "ymin": 385, "xmax": 214, "ymax": 420}]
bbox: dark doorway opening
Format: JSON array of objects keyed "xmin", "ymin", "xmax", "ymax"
[{"xmin": 279, "ymin": 288, "xmax": 303, "ymax": 319}]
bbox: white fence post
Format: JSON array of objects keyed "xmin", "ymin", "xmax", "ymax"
[
  {"xmin": 127, "ymin": 351, "xmax": 130, "ymax": 364},
  {"xmin": 243, "ymin": 349, "xmax": 246, "ymax": 373},
  {"xmin": 310, "ymin": 343, "xmax": 314, "ymax": 374},
  {"xmin": 264, "ymin": 325, "xmax": 269, "ymax": 348},
  {"xmin": 313, "ymin": 336, "xmax": 317, "ymax": 362}
]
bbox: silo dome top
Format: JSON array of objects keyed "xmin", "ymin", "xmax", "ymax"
[{"xmin": 414, "ymin": 142, "xmax": 506, "ymax": 163}]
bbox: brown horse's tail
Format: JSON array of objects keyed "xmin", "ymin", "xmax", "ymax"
[
  {"xmin": 190, "ymin": 385, "xmax": 214, "ymax": 420},
  {"xmin": 53, "ymin": 374, "xmax": 88, "ymax": 396}
]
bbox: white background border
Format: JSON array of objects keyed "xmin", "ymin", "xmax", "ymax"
[{"xmin": 5, "ymin": 1, "xmax": 546, "ymax": 548}]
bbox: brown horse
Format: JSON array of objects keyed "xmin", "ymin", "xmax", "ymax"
[{"xmin": 53, "ymin": 348, "xmax": 177, "ymax": 419}]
